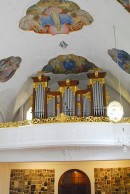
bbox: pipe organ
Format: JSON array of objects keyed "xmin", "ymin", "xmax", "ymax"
[
  {"xmin": 32, "ymin": 72, "xmax": 50, "ymax": 119},
  {"xmin": 88, "ymin": 70, "xmax": 107, "ymax": 116},
  {"xmin": 32, "ymin": 69, "xmax": 108, "ymax": 119}
]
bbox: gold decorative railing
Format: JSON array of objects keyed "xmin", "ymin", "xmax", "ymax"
[{"xmin": 0, "ymin": 114, "xmax": 130, "ymax": 128}]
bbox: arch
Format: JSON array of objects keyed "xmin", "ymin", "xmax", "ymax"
[{"xmin": 58, "ymin": 169, "xmax": 91, "ymax": 194}]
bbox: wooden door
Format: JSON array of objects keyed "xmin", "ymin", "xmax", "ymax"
[{"xmin": 58, "ymin": 169, "xmax": 91, "ymax": 194}]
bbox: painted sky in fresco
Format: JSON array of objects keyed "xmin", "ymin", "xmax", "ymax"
[
  {"xmin": 19, "ymin": 0, "xmax": 93, "ymax": 35},
  {"xmin": 42, "ymin": 54, "xmax": 97, "ymax": 74},
  {"xmin": 0, "ymin": 56, "xmax": 21, "ymax": 82},
  {"xmin": 117, "ymin": 0, "xmax": 130, "ymax": 12},
  {"xmin": 108, "ymin": 48, "xmax": 130, "ymax": 74}
]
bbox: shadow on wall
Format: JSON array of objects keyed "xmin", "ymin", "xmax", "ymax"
[{"xmin": 0, "ymin": 110, "xmax": 5, "ymax": 122}]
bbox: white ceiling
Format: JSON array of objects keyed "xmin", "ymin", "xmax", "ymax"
[{"xmin": 0, "ymin": 0, "xmax": 130, "ymax": 121}]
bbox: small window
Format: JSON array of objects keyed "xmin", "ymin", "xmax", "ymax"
[{"xmin": 26, "ymin": 107, "xmax": 32, "ymax": 120}]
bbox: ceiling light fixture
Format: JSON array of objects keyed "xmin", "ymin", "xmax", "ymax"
[
  {"xmin": 107, "ymin": 101, "xmax": 123, "ymax": 122},
  {"xmin": 107, "ymin": 26, "xmax": 124, "ymax": 122}
]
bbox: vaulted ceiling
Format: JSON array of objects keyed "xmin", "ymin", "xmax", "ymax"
[{"xmin": 0, "ymin": 0, "xmax": 130, "ymax": 122}]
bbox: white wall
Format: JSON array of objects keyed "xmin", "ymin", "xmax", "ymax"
[
  {"xmin": 0, "ymin": 160, "xmax": 130, "ymax": 194},
  {"xmin": 0, "ymin": 122, "xmax": 130, "ymax": 162}
]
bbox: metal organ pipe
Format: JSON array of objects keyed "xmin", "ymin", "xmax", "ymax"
[
  {"xmin": 38, "ymin": 85, "xmax": 41, "ymax": 118},
  {"xmin": 65, "ymin": 88, "xmax": 69, "ymax": 115},
  {"xmin": 67, "ymin": 88, "xmax": 70, "ymax": 115},
  {"xmin": 95, "ymin": 83, "xmax": 97, "ymax": 115},
  {"xmin": 40, "ymin": 84, "xmax": 44, "ymax": 118},
  {"xmin": 70, "ymin": 89, "xmax": 74, "ymax": 116},
  {"xmin": 92, "ymin": 81, "xmax": 104, "ymax": 116},
  {"xmin": 99, "ymin": 82, "xmax": 102, "ymax": 115},
  {"xmin": 63, "ymin": 88, "xmax": 74, "ymax": 116},
  {"xmin": 98, "ymin": 82, "xmax": 104, "ymax": 116},
  {"xmin": 83, "ymin": 95, "xmax": 87, "ymax": 116},
  {"xmin": 47, "ymin": 96, "xmax": 55, "ymax": 117},
  {"xmin": 52, "ymin": 97, "xmax": 55, "ymax": 116},
  {"xmin": 34, "ymin": 86, "xmax": 38, "ymax": 118},
  {"xmin": 97, "ymin": 81, "xmax": 100, "ymax": 115},
  {"xmin": 63, "ymin": 89, "xmax": 67, "ymax": 114},
  {"xmin": 100, "ymin": 84, "xmax": 104, "ymax": 115},
  {"xmin": 34, "ymin": 84, "xmax": 45, "ymax": 119},
  {"xmin": 92, "ymin": 83, "xmax": 96, "ymax": 115},
  {"xmin": 69, "ymin": 89, "xmax": 72, "ymax": 116}
]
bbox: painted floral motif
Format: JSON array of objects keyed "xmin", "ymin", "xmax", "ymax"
[
  {"xmin": 117, "ymin": 0, "xmax": 130, "ymax": 12},
  {"xmin": 42, "ymin": 54, "xmax": 96, "ymax": 74},
  {"xmin": 0, "ymin": 56, "xmax": 21, "ymax": 82},
  {"xmin": 19, "ymin": 0, "xmax": 93, "ymax": 35},
  {"xmin": 108, "ymin": 48, "xmax": 130, "ymax": 74}
]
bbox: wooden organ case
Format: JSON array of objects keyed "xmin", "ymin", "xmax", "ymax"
[{"xmin": 32, "ymin": 69, "xmax": 108, "ymax": 119}]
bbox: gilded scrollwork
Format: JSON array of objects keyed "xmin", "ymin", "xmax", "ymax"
[
  {"xmin": 0, "ymin": 120, "xmax": 30, "ymax": 128},
  {"xmin": 38, "ymin": 71, "xmax": 42, "ymax": 81},
  {"xmin": 42, "ymin": 82, "xmax": 48, "ymax": 88},
  {"xmin": 59, "ymin": 86, "xmax": 67, "ymax": 95},
  {"xmin": 83, "ymin": 92, "xmax": 91, "ymax": 100},
  {"xmin": 0, "ymin": 115, "xmax": 130, "ymax": 128},
  {"xmin": 70, "ymin": 86, "xmax": 77, "ymax": 93},
  {"xmin": 47, "ymin": 94, "xmax": 55, "ymax": 103},
  {"xmin": 33, "ymin": 82, "xmax": 36, "ymax": 89},
  {"xmin": 34, "ymin": 83, "xmax": 39, "ymax": 90},
  {"xmin": 34, "ymin": 82, "xmax": 47, "ymax": 90},
  {"xmin": 89, "ymin": 78, "xmax": 105, "ymax": 86},
  {"xmin": 66, "ymin": 79, "xmax": 70, "ymax": 85},
  {"xmin": 59, "ymin": 86, "xmax": 77, "ymax": 95},
  {"xmin": 77, "ymin": 102, "xmax": 81, "ymax": 107},
  {"xmin": 57, "ymin": 104, "xmax": 60, "ymax": 109}
]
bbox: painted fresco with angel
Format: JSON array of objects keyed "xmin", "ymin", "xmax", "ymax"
[{"xmin": 19, "ymin": 0, "xmax": 93, "ymax": 35}]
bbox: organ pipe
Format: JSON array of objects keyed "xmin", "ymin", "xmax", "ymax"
[{"xmin": 87, "ymin": 69, "xmax": 107, "ymax": 116}]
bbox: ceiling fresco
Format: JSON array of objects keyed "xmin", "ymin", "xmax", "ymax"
[
  {"xmin": 19, "ymin": 0, "xmax": 93, "ymax": 35},
  {"xmin": 42, "ymin": 54, "xmax": 97, "ymax": 74},
  {"xmin": 117, "ymin": 0, "xmax": 130, "ymax": 12},
  {"xmin": 108, "ymin": 49, "xmax": 130, "ymax": 74},
  {"xmin": 0, "ymin": 56, "xmax": 21, "ymax": 82}
]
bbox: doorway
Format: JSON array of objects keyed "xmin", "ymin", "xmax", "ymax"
[{"xmin": 58, "ymin": 169, "xmax": 91, "ymax": 194}]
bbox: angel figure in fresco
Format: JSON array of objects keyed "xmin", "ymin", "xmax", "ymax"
[
  {"xmin": 19, "ymin": 0, "xmax": 93, "ymax": 35},
  {"xmin": 42, "ymin": 54, "xmax": 97, "ymax": 74},
  {"xmin": 40, "ymin": 6, "xmax": 74, "ymax": 34},
  {"xmin": 0, "ymin": 57, "xmax": 21, "ymax": 82},
  {"xmin": 108, "ymin": 48, "xmax": 130, "ymax": 74}
]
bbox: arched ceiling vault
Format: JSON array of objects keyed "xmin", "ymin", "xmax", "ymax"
[{"xmin": 0, "ymin": 0, "xmax": 130, "ymax": 121}]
